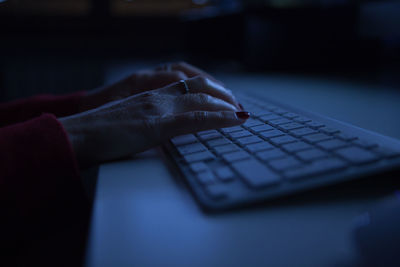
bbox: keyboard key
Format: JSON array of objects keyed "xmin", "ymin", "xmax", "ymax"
[
  {"xmin": 257, "ymin": 149, "xmax": 287, "ymax": 161},
  {"xmin": 269, "ymin": 135, "xmax": 297, "ymax": 145},
  {"xmin": 197, "ymin": 130, "xmax": 219, "ymax": 136},
  {"xmin": 269, "ymin": 157, "xmax": 301, "ymax": 171},
  {"xmin": 283, "ymin": 112, "xmax": 299, "ymax": 119},
  {"xmin": 206, "ymin": 138, "xmax": 231, "ymax": 147},
  {"xmin": 306, "ymin": 121, "xmax": 325, "ymax": 129},
  {"xmin": 259, "ymin": 114, "xmax": 282, "ymax": 122},
  {"xmin": 198, "ymin": 131, "xmax": 223, "ymax": 141},
  {"xmin": 273, "ymin": 108, "xmax": 288, "ymax": 115},
  {"xmin": 302, "ymin": 133, "xmax": 332, "ymax": 143},
  {"xmin": 243, "ymin": 118, "xmax": 264, "ymax": 127},
  {"xmin": 245, "ymin": 142, "xmax": 274, "ymax": 153},
  {"xmin": 177, "ymin": 143, "xmax": 207, "ymax": 155},
  {"xmin": 290, "ymin": 127, "xmax": 317, "ymax": 137},
  {"xmin": 320, "ymin": 127, "xmax": 340, "ymax": 135},
  {"xmin": 285, "ymin": 158, "xmax": 347, "ymax": 180},
  {"xmin": 353, "ymin": 140, "xmax": 379, "ymax": 149},
  {"xmin": 228, "ymin": 130, "xmax": 253, "ymax": 139},
  {"xmin": 196, "ymin": 171, "xmax": 216, "ymax": 184},
  {"xmin": 337, "ymin": 133, "xmax": 358, "ymax": 141},
  {"xmin": 296, "ymin": 149, "xmax": 328, "ymax": 161},
  {"xmin": 372, "ymin": 147, "xmax": 400, "ymax": 158},
  {"xmin": 221, "ymin": 126, "xmax": 243, "ymax": 133},
  {"xmin": 237, "ymin": 136, "xmax": 263, "ymax": 146},
  {"xmin": 171, "ymin": 134, "xmax": 198, "ymax": 146},
  {"xmin": 250, "ymin": 124, "xmax": 274, "ymax": 133},
  {"xmin": 232, "ymin": 159, "xmax": 281, "ymax": 188},
  {"xmin": 222, "ymin": 151, "xmax": 251, "ymax": 162},
  {"xmin": 184, "ymin": 151, "xmax": 215, "ymax": 163},
  {"xmin": 318, "ymin": 139, "xmax": 348, "ymax": 150},
  {"xmin": 204, "ymin": 184, "xmax": 228, "ymax": 199},
  {"xmin": 293, "ymin": 116, "xmax": 312, "ymax": 123},
  {"xmin": 190, "ymin": 162, "xmax": 209, "ymax": 173},
  {"xmin": 215, "ymin": 166, "xmax": 235, "ymax": 181},
  {"xmin": 260, "ymin": 130, "xmax": 285, "ymax": 139},
  {"xmin": 282, "ymin": 141, "xmax": 312, "ymax": 152},
  {"xmin": 278, "ymin": 122, "xmax": 304, "ymax": 131},
  {"xmin": 213, "ymin": 144, "xmax": 240, "ymax": 154},
  {"xmin": 336, "ymin": 146, "xmax": 379, "ymax": 164},
  {"xmin": 269, "ymin": 118, "xmax": 292, "ymax": 126}
]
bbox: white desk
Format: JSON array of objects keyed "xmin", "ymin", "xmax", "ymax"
[{"xmin": 86, "ymin": 74, "xmax": 400, "ymax": 267}]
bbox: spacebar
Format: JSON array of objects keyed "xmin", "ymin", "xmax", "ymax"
[{"xmin": 231, "ymin": 159, "xmax": 281, "ymax": 188}]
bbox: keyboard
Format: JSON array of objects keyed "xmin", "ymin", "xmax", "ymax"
[{"xmin": 165, "ymin": 93, "xmax": 400, "ymax": 211}]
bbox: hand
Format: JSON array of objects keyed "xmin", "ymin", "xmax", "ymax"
[
  {"xmin": 60, "ymin": 76, "xmax": 249, "ymax": 167},
  {"xmin": 80, "ymin": 62, "xmax": 232, "ymax": 111}
]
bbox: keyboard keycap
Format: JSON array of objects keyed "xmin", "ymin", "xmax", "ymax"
[
  {"xmin": 318, "ymin": 139, "xmax": 348, "ymax": 150},
  {"xmin": 283, "ymin": 112, "xmax": 299, "ymax": 119},
  {"xmin": 177, "ymin": 143, "xmax": 207, "ymax": 155},
  {"xmin": 243, "ymin": 118, "xmax": 264, "ymax": 127},
  {"xmin": 228, "ymin": 130, "xmax": 253, "ymax": 139},
  {"xmin": 296, "ymin": 148, "xmax": 328, "ymax": 161},
  {"xmin": 372, "ymin": 147, "xmax": 400, "ymax": 158},
  {"xmin": 336, "ymin": 146, "xmax": 379, "ymax": 164},
  {"xmin": 302, "ymin": 133, "xmax": 332, "ymax": 143},
  {"xmin": 184, "ymin": 151, "xmax": 215, "ymax": 163},
  {"xmin": 223, "ymin": 151, "xmax": 251, "ymax": 162},
  {"xmin": 250, "ymin": 124, "xmax": 274, "ymax": 133},
  {"xmin": 285, "ymin": 158, "xmax": 347, "ymax": 180},
  {"xmin": 269, "ymin": 118, "xmax": 292, "ymax": 126},
  {"xmin": 269, "ymin": 157, "xmax": 301, "ymax": 171},
  {"xmin": 353, "ymin": 140, "xmax": 379, "ymax": 149},
  {"xmin": 320, "ymin": 127, "xmax": 340, "ymax": 135},
  {"xmin": 282, "ymin": 141, "xmax": 312, "ymax": 152},
  {"xmin": 257, "ymin": 149, "xmax": 287, "ymax": 161},
  {"xmin": 237, "ymin": 136, "xmax": 263, "ymax": 146},
  {"xmin": 260, "ymin": 130, "xmax": 285, "ymax": 139},
  {"xmin": 337, "ymin": 133, "xmax": 358, "ymax": 141},
  {"xmin": 197, "ymin": 130, "xmax": 219, "ymax": 136},
  {"xmin": 171, "ymin": 134, "xmax": 198, "ymax": 146},
  {"xmin": 269, "ymin": 135, "xmax": 297, "ymax": 145},
  {"xmin": 293, "ymin": 116, "xmax": 312, "ymax": 123},
  {"xmin": 213, "ymin": 144, "xmax": 240, "ymax": 154},
  {"xmin": 198, "ymin": 131, "xmax": 223, "ymax": 141},
  {"xmin": 245, "ymin": 142, "xmax": 274, "ymax": 153},
  {"xmin": 206, "ymin": 138, "xmax": 231, "ymax": 147},
  {"xmin": 196, "ymin": 171, "xmax": 216, "ymax": 184},
  {"xmin": 278, "ymin": 122, "xmax": 304, "ymax": 131},
  {"xmin": 204, "ymin": 184, "xmax": 228, "ymax": 199},
  {"xmin": 215, "ymin": 166, "xmax": 235, "ymax": 181},
  {"xmin": 221, "ymin": 126, "xmax": 243, "ymax": 133},
  {"xmin": 232, "ymin": 159, "xmax": 281, "ymax": 188},
  {"xmin": 190, "ymin": 162, "xmax": 209, "ymax": 173},
  {"xmin": 306, "ymin": 121, "xmax": 325, "ymax": 129},
  {"xmin": 259, "ymin": 114, "xmax": 282, "ymax": 122},
  {"xmin": 290, "ymin": 127, "xmax": 317, "ymax": 137}
]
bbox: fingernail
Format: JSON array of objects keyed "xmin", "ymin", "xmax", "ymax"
[
  {"xmin": 236, "ymin": 111, "xmax": 250, "ymax": 120},
  {"xmin": 239, "ymin": 103, "xmax": 244, "ymax": 110}
]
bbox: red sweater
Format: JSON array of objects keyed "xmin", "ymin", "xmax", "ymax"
[{"xmin": 0, "ymin": 93, "xmax": 91, "ymax": 264}]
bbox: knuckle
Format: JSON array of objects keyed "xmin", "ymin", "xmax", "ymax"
[
  {"xmin": 193, "ymin": 111, "xmax": 208, "ymax": 123},
  {"xmin": 195, "ymin": 75, "xmax": 209, "ymax": 87},
  {"xmin": 194, "ymin": 93, "xmax": 210, "ymax": 104}
]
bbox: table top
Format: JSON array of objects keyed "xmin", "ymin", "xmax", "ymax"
[{"xmin": 86, "ymin": 73, "xmax": 400, "ymax": 267}]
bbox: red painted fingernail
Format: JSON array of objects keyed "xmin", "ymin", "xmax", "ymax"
[
  {"xmin": 239, "ymin": 103, "xmax": 244, "ymax": 110},
  {"xmin": 236, "ymin": 111, "xmax": 250, "ymax": 119}
]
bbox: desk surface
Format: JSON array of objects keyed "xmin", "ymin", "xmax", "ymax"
[{"xmin": 86, "ymin": 73, "xmax": 400, "ymax": 267}]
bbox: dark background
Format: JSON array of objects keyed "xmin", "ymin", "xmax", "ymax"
[{"xmin": 1, "ymin": 0, "xmax": 399, "ymax": 102}]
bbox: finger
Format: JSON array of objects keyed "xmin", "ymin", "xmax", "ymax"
[
  {"xmin": 158, "ymin": 110, "xmax": 250, "ymax": 139},
  {"xmin": 170, "ymin": 62, "xmax": 224, "ymax": 86},
  {"xmin": 174, "ymin": 93, "xmax": 238, "ymax": 113},
  {"xmin": 150, "ymin": 70, "xmax": 188, "ymax": 86},
  {"xmin": 162, "ymin": 76, "xmax": 240, "ymax": 109}
]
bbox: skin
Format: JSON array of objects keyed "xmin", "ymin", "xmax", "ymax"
[{"xmin": 60, "ymin": 62, "xmax": 248, "ymax": 167}]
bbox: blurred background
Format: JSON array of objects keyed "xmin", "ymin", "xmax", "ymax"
[{"xmin": 1, "ymin": 0, "xmax": 399, "ymax": 101}]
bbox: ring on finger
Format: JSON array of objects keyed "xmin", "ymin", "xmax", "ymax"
[{"xmin": 179, "ymin": 79, "xmax": 190, "ymax": 95}]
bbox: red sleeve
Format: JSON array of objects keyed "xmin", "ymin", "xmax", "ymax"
[
  {"xmin": 0, "ymin": 92, "xmax": 86, "ymax": 128},
  {"xmin": 0, "ymin": 114, "xmax": 90, "ymax": 255}
]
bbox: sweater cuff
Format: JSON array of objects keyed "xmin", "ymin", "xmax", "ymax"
[{"xmin": 0, "ymin": 114, "xmax": 90, "ymax": 243}]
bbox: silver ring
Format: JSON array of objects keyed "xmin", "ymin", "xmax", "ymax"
[{"xmin": 179, "ymin": 79, "xmax": 190, "ymax": 94}]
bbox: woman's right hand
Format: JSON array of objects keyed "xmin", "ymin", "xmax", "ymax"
[{"xmin": 60, "ymin": 76, "xmax": 250, "ymax": 167}]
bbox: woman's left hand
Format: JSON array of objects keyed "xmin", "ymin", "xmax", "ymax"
[{"xmin": 80, "ymin": 62, "xmax": 226, "ymax": 111}]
